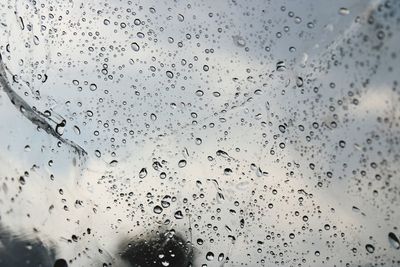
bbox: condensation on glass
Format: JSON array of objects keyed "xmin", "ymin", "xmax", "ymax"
[{"xmin": 0, "ymin": 0, "xmax": 399, "ymax": 266}]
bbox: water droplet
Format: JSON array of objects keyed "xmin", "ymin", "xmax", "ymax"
[
  {"xmin": 177, "ymin": 14, "xmax": 185, "ymax": 22},
  {"xmin": 296, "ymin": 77, "xmax": 303, "ymax": 87},
  {"xmin": 224, "ymin": 168, "xmax": 233, "ymax": 175},
  {"xmin": 166, "ymin": 71, "xmax": 174, "ymax": 78},
  {"xmin": 206, "ymin": 251, "xmax": 214, "ymax": 261},
  {"xmin": 365, "ymin": 244, "xmax": 375, "ymax": 253},
  {"xmin": 89, "ymin": 83, "xmax": 97, "ymax": 91},
  {"xmin": 153, "ymin": 205, "xmax": 163, "ymax": 214},
  {"xmin": 339, "ymin": 140, "xmax": 346, "ymax": 148},
  {"xmin": 131, "ymin": 42, "xmax": 140, "ymax": 52},
  {"xmin": 73, "ymin": 125, "xmax": 81, "ymax": 135},
  {"xmin": 56, "ymin": 120, "xmax": 66, "ymax": 135},
  {"xmin": 339, "ymin": 7, "xmax": 350, "ymax": 15},
  {"xmin": 195, "ymin": 138, "xmax": 202, "ymax": 145},
  {"xmin": 139, "ymin": 168, "xmax": 148, "ymax": 179},
  {"xmin": 388, "ymin": 232, "xmax": 400, "ymax": 249},
  {"xmin": 195, "ymin": 90, "xmax": 204, "ymax": 96},
  {"xmin": 232, "ymin": 35, "xmax": 246, "ymax": 47},
  {"xmin": 174, "ymin": 210, "xmax": 183, "ymax": 219},
  {"xmin": 178, "ymin": 159, "xmax": 187, "ymax": 168},
  {"xmin": 276, "ymin": 61, "xmax": 286, "ymax": 71}
]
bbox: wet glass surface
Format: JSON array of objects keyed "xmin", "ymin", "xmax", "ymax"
[{"xmin": 0, "ymin": 0, "xmax": 400, "ymax": 266}]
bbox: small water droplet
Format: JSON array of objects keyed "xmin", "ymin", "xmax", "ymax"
[
  {"xmin": 388, "ymin": 232, "xmax": 400, "ymax": 249},
  {"xmin": 296, "ymin": 77, "xmax": 303, "ymax": 87},
  {"xmin": 139, "ymin": 168, "xmax": 148, "ymax": 179},
  {"xmin": 109, "ymin": 160, "xmax": 118, "ymax": 167},
  {"xmin": 224, "ymin": 168, "xmax": 233, "ymax": 175},
  {"xmin": 232, "ymin": 35, "xmax": 246, "ymax": 47},
  {"xmin": 178, "ymin": 159, "xmax": 187, "ymax": 168},
  {"xmin": 73, "ymin": 125, "xmax": 81, "ymax": 135},
  {"xmin": 153, "ymin": 205, "xmax": 163, "ymax": 214},
  {"xmin": 166, "ymin": 71, "xmax": 174, "ymax": 78},
  {"xmin": 89, "ymin": 83, "xmax": 97, "ymax": 91},
  {"xmin": 276, "ymin": 61, "xmax": 286, "ymax": 71},
  {"xmin": 177, "ymin": 14, "xmax": 184, "ymax": 22},
  {"xmin": 131, "ymin": 42, "xmax": 140, "ymax": 52},
  {"xmin": 339, "ymin": 7, "xmax": 350, "ymax": 15},
  {"xmin": 365, "ymin": 244, "xmax": 375, "ymax": 253},
  {"xmin": 174, "ymin": 210, "xmax": 183, "ymax": 219},
  {"xmin": 206, "ymin": 251, "xmax": 214, "ymax": 261}
]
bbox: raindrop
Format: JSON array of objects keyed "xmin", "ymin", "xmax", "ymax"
[
  {"xmin": 174, "ymin": 210, "xmax": 183, "ymax": 219},
  {"xmin": 56, "ymin": 120, "xmax": 66, "ymax": 135},
  {"xmin": 166, "ymin": 71, "xmax": 174, "ymax": 78},
  {"xmin": 339, "ymin": 7, "xmax": 350, "ymax": 15},
  {"xmin": 388, "ymin": 232, "xmax": 400, "ymax": 249},
  {"xmin": 339, "ymin": 140, "xmax": 346, "ymax": 148},
  {"xmin": 195, "ymin": 90, "xmax": 204, "ymax": 96},
  {"xmin": 276, "ymin": 61, "xmax": 286, "ymax": 71},
  {"xmin": 139, "ymin": 168, "xmax": 148, "ymax": 179},
  {"xmin": 178, "ymin": 159, "xmax": 187, "ymax": 168},
  {"xmin": 365, "ymin": 244, "xmax": 375, "ymax": 253},
  {"xmin": 296, "ymin": 77, "xmax": 303, "ymax": 87},
  {"xmin": 109, "ymin": 160, "xmax": 118, "ymax": 167},
  {"xmin": 232, "ymin": 35, "xmax": 246, "ymax": 47},
  {"xmin": 224, "ymin": 168, "xmax": 233, "ymax": 175},
  {"xmin": 89, "ymin": 83, "xmax": 97, "ymax": 91},
  {"xmin": 206, "ymin": 251, "xmax": 214, "ymax": 261},
  {"xmin": 195, "ymin": 138, "xmax": 202, "ymax": 145},
  {"xmin": 131, "ymin": 42, "xmax": 140, "ymax": 52},
  {"xmin": 177, "ymin": 14, "xmax": 185, "ymax": 22},
  {"xmin": 73, "ymin": 125, "xmax": 81, "ymax": 135},
  {"xmin": 153, "ymin": 205, "xmax": 163, "ymax": 214}
]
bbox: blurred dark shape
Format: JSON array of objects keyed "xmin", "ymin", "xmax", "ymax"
[
  {"xmin": 0, "ymin": 226, "xmax": 56, "ymax": 267},
  {"xmin": 53, "ymin": 258, "xmax": 68, "ymax": 267},
  {"xmin": 120, "ymin": 231, "xmax": 193, "ymax": 267}
]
